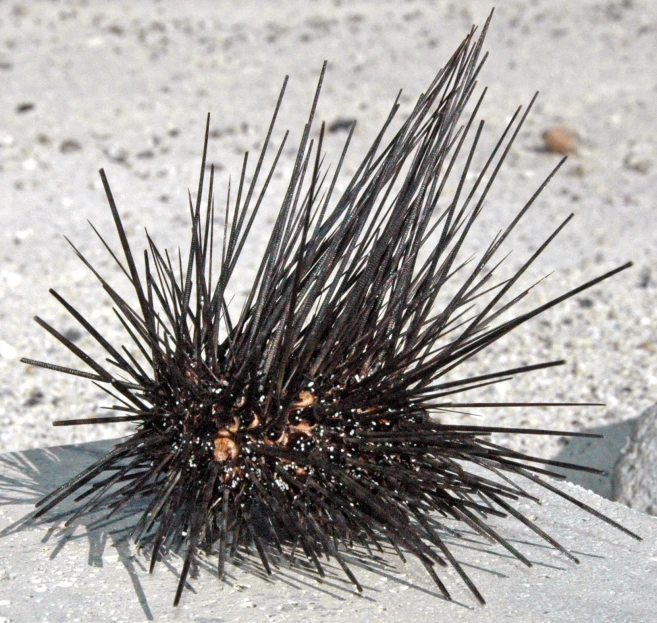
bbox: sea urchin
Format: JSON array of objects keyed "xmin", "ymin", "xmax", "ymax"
[{"xmin": 22, "ymin": 13, "xmax": 639, "ymax": 606}]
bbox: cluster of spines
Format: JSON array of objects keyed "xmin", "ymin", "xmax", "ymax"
[{"xmin": 22, "ymin": 12, "xmax": 639, "ymax": 606}]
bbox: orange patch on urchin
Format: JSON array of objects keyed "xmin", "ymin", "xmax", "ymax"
[
  {"xmin": 293, "ymin": 390, "xmax": 316, "ymax": 409},
  {"xmin": 213, "ymin": 436, "xmax": 240, "ymax": 462}
]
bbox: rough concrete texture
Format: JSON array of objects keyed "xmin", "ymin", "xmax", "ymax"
[
  {"xmin": 0, "ymin": 439, "xmax": 654, "ymax": 623},
  {"xmin": 613, "ymin": 403, "xmax": 657, "ymax": 515}
]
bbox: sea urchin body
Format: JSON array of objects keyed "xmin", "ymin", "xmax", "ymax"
[{"xmin": 22, "ymin": 13, "xmax": 639, "ymax": 606}]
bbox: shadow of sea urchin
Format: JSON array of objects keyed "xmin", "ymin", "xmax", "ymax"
[{"xmin": 21, "ymin": 13, "xmax": 640, "ymax": 607}]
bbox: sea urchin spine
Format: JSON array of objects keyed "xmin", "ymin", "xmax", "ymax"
[{"xmin": 22, "ymin": 13, "xmax": 639, "ymax": 606}]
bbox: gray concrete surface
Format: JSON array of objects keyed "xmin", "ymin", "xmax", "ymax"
[{"xmin": 0, "ymin": 439, "xmax": 654, "ymax": 623}]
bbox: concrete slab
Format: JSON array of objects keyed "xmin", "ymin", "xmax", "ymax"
[{"xmin": 0, "ymin": 440, "xmax": 654, "ymax": 623}]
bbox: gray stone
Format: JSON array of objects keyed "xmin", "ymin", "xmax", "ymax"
[{"xmin": 613, "ymin": 403, "xmax": 657, "ymax": 515}]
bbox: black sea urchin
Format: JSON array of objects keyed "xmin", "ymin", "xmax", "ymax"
[{"xmin": 22, "ymin": 14, "xmax": 639, "ymax": 606}]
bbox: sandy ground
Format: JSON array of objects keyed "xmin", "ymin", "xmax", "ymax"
[{"xmin": 0, "ymin": 0, "xmax": 656, "ymax": 499}]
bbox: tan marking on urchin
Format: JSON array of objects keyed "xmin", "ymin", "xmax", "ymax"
[
  {"xmin": 289, "ymin": 419, "xmax": 316, "ymax": 435},
  {"xmin": 213, "ymin": 436, "xmax": 240, "ymax": 462},
  {"xmin": 293, "ymin": 390, "xmax": 315, "ymax": 409},
  {"xmin": 274, "ymin": 430, "xmax": 289, "ymax": 446}
]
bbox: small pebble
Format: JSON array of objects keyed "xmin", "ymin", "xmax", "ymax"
[
  {"xmin": 543, "ymin": 125, "xmax": 577, "ymax": 154},
  {"xmin": 623, "ymin": 142, "xmax": 653, "ymax": 174},
  {"xmin": 328, "ymin": 117, "xmax": 356, "ymax": 133},
  {"xmin": 60, "ymin": 139, "xmax": 82, "ymax": 153},
  {"xmin": 15, "ymin": 102, "xmax": 35, "ymax": 114}
]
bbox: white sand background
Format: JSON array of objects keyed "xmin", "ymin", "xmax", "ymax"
[
  {"xmin": 0, "ymin": 0, "xmax": 656, "ymax": 619},
  {"xmin": 2, "ymin": 0, "xmax": 655, "ymax": 493}
]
